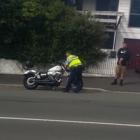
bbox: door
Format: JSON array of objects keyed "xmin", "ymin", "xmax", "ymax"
[{"xmin": 124, "ymin": 39, "xmax": 140, "ymax": 69}]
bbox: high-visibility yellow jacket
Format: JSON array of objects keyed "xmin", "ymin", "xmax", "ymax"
[{"xmin": 66, "ymin": 54, "xmax": 82, "ymax": 68}]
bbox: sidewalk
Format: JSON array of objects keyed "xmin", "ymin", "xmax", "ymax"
[
  {"xmin": 85, "ymin": 70, "xmax": 140, "ymax": 93},
  {"xmin": 62, "ymin": 70, "xmax": 140, "ymax": 93},
  {"xmin": 0, "ymin": 70, "xmax": 140, "ymax": 93}
]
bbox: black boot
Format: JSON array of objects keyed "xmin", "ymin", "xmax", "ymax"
[
  {"xmin": 120, "ymin": 79, "xmax": 123, "ymax": 86},
  {"xmin": 111, "ymin": 79, "xmax": 117, "ymax": 85},
  {"xmin": 63, "ymin": 88, "xmax": 70, "ymax": 92}
]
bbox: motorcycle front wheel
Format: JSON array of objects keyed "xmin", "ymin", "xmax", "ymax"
[{"xmin": 23, "ymin": 75, "xmax": 38, "ymax": 90}]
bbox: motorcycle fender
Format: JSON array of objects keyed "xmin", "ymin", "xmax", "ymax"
[{"xmin": 24, "ymin": 70, "xmax": 36, "ymax": 76}]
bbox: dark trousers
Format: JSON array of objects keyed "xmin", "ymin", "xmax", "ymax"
[
  {"xmin": 74, "ymin": 66, "xmax": 83, "ymax": 91},
  {"xmin": 66, "ymin": 66, "xmax": 83, "ymax": 92}
]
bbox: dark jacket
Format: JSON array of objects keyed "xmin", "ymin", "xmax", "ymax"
[{"xmin": 117, "ymin": 47, "xmax": 130, "ymax": 66}]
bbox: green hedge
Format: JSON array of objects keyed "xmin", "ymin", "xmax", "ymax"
[{"xmin": 0, "ymin": 0, "xmax": 106, "ymax": 66}]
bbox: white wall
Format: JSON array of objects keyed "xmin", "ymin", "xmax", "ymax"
[
  {"xmin": 116, "ymin": 0, "xmax": 140, "ymax": 49},
  {"xmin": 0, "ymin": 59, "xmax": 24, "ymax": 74},
  {"xmin": 0, "ymin": 59, "xmax": 51, "ymax": 74}
]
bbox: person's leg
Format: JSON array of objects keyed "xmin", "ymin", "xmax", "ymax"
[
  {"xmin": 65, "ymin": 69, "xmax": 75, "ymax": 92},
  {"xmin": 111, "ymin": 65, "xmax": 121, "ymax": 85},
  {"xmin": 74, "ymin": 67, "xmax": 82, "ymax": 92},
  {"xmin": 119, "ymin": 66, "xmax": 127, "ymax": 86},
  {"xmin": 78, "ymin": 66, "xmax": 83, "ymax": 90}
]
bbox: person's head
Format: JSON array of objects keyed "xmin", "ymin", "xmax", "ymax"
[
  {"xmin": 65, "ymin": 51, "xmax": 71, "ymax": 57},
  {"xmin": 122, "ymin": 42, "xmax": 127, "ymax": 48},
  {"xmin": 25, "ymin": 60, "xmax": 34, "ymax": 69}
]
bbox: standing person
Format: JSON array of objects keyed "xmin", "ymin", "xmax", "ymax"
[
  {"xmin": 64, "ymin": 51, "xmax": 83, "ymax": 93},
  {"xmin": 111, "ymin": 42, "xmax": 130, "ymax": 86}
]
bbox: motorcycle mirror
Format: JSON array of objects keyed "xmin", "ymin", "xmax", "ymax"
[{"xmin": 23, "ymin": 61, "xmax": 34, "ymax": 70}]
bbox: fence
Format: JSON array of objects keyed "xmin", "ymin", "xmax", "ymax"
[{"xmin": 85, "ymin": 57, "xmax": 117, "ymax": 77}]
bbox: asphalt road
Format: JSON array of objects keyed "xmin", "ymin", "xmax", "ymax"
[{"xmin": 0, "ymin": 85, "xmax": 140, "ymax": 140}]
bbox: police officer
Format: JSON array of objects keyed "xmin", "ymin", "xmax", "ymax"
[
  {"xmin": 111, "ymin": 42, "xmax": 130, "ymax": 86},
  {"xmin": 64, "ymin": 51, "xmax": 83, "ymax": 92}
]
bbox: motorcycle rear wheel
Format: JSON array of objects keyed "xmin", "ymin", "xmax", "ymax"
[{"xmin": 23, "ymin": 75, "xmax": 38, "ymax": 89}]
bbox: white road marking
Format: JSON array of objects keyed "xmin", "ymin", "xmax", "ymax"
[
  {"xmin": 84, "ymin": 87, "xmax": 140, "ymax": 95},
  {"xmin": 0, "ymin": 116, "xmax": 140, "ymax": 128}
]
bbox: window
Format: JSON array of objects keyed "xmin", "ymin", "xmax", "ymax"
[
  {"xmin": 96, "ymin": 0, "xmax": 119, "ymax": 11},
  {"xmin": 75, "ymin": 0, "xmax": 83, "ymax": 10},
  {"xmin": 64, "ymin": 0, "xmax": 83, "ymax": 10},
  {"xmin": 64, "ymin": 0, "xmax": 76, "ymax": 6},
  {"xmin": 129, "ymin": 0, "xmax": 140, "ymax": 27}
]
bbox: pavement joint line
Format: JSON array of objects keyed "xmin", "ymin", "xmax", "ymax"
[
  {"xmin": 84, "ymin": 87, "xmax": 140, "ymax": 95},
  {"xmin": 0, "ymin": 116, "xmax": 140, "ymax": 128},
  {"xmin": 0, "ymin": 84, "xmax": 22, "ymax": 87},
  {"xmin": 0, "ymin": 83, "xmax": 140, "ymax": 95}
]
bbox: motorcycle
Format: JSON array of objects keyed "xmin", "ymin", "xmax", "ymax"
[{"xmin": 23, "ymin": 62, "xmax": 66, "ymax": 90}]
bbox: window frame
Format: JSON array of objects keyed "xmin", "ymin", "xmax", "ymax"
[{"xmin": 129, "ymin": 0, "xmax": 140, "ymax": 28}]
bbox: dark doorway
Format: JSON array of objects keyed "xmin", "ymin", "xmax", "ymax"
[
  {"xmin": 102, "ymin": 32, "xmax": 115, "ymax": 49},
  {"xmin": 124, "ymin": 39, "xmax": 140, "ymax": 69}
]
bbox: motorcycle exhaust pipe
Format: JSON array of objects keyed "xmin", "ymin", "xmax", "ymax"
[{"xmin": 36, "ymin": 79, "xmax": 57, "ymax": 84}]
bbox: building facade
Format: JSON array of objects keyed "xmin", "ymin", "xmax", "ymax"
[{"xmin": 65, "ymin": 0, "xmax": 140, "ymax": 75}]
